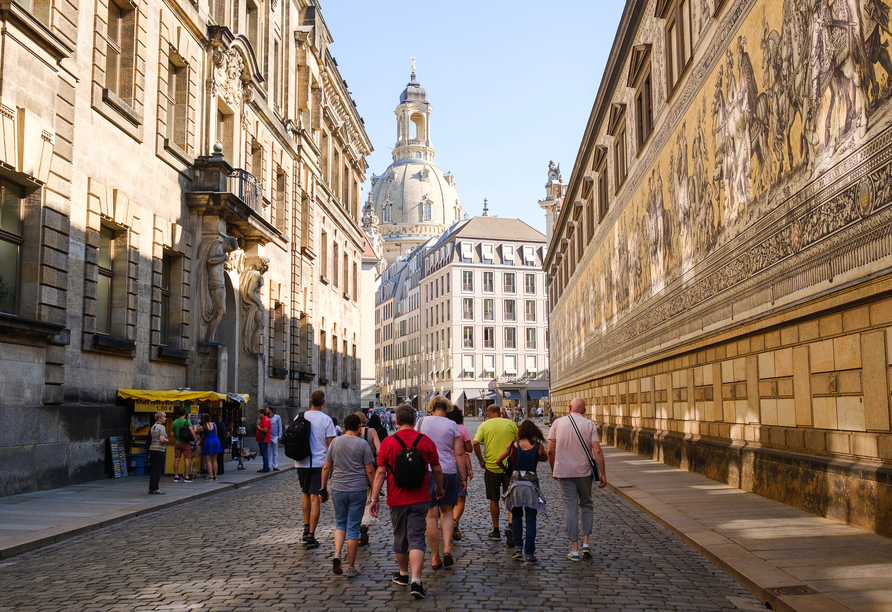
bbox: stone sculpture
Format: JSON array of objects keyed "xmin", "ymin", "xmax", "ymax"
[
  {"xmin": 240, "ymin": 257, "xmax": 269, "ymax": 354},
  {"xmin": 198, "ymin": 235, "xmax": 239, "ymax": 343}
]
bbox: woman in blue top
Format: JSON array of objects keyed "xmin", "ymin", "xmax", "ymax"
[
  {"xmin": 198, "ymin": 413, "xmax": 223, "ymax": 481},
  {"xmin": 497, "ymin": 420, "xmax": 548, "ymax": 564}
]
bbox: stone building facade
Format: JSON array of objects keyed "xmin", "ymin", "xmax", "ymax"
[
  {"xmin": 545, "ymin": 0, "xmax": 892, "ymax": 536},
  {"xmin": 0, "ymin": 0, "xmax": 370, "ymax": 495}
]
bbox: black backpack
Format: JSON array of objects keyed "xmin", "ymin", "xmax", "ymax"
[
  {"xmin": 391, "ymin": 434, "xmax": 428, "ymax": 489},
  {"xmin": 283, "ymin": 412, "xmax": 312, "ymax": 461},
  {"xmin": 178, "ymin": 420, "xmax": 194, "ymax": 442}
]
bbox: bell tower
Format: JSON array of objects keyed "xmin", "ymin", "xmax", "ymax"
[{"xmin": 393, "ymin": 57, "xmax": 436, "ymax": 163}]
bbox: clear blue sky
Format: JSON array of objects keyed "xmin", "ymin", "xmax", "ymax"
[{"xmin": 319, "ymin": 1, "xmax": 625, "ymax": 234}]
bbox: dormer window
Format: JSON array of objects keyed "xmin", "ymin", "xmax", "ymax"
[
  {"xmin": 592, "ymin": 145, "xmax": 608, "ymax": 223},
  {"xmin": 607, "ymin": 104, "xmax": 627, "ymax": 194},
  {"xmin": 658, "ymin": 0, "xmax": 693, "ymax": 94},
  {"xmin": 628, "ymin": 45, "xmax": 654, "ymax": 151}
]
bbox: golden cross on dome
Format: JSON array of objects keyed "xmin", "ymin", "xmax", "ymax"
[{"xmin": 411, "ymin": 56, "xmax": 416, "ymax": 72}]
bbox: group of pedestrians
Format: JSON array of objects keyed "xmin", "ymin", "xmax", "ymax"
[{"xmin": 291, "ymin": 390, "xmax": 607, "ymax": 600}]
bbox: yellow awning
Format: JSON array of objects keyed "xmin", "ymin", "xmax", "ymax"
[{"xmin": 117, "ymin": 389, "xmax": 250, "ymax": 403}]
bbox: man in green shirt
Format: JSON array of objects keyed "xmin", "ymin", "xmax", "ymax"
[
  {"xmin": 473, "ymin": 404, "xmax": 518, "ymax": 544},
  {"xmin": 171, "ymin": 407, "xmax": 196, "ymax": 483}
]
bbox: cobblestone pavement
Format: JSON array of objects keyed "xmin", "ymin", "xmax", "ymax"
[{"xmin": 0, "ymin": 421, "xmax": 763, "ymax": 612}]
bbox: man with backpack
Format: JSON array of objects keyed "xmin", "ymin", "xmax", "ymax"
[
  {"xmin": 369, "ymin": 404, "xmax": 444, "ymax": 600},
  {"xmin": 293, "ymin": 389, "xmax": 337, "ymax": 549}
]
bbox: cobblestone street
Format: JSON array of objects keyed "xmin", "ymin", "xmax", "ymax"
[{"xmin": 0, "ymin": 421, "xmax": 762, "ymax": 612}]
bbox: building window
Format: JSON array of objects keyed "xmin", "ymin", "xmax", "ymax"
[
  {"xmin": 523, "ymin": 245, "xmax": 535, "ymax": 266},
  {"xmin": 525, "ymin": 327, "xmax": 537, "ymax": 349},
  {"xmin": 24, "ymin": 0, "xmax": 52, "ymax": 25},
  {"xmin": 483, "ymin": 271, "xmax": 494, "ymax": 293},
  {"xmin": 504, "ymin": 299, "xmax": 516, "ymax": 322},
  {"xmin": 333, "ymin": 242, "xmax": 340, "ymax": 288},
  {"xmin": 159, "ymin": 254, "xmax": 172, "ymax": 345},
  {"xmin": 483, "ymin": 326, "xmax": 495, "ymax": 349},
  {"xmin": 462, "ymin": 270, "xmax": 473, "ymax": 292},
  {"xmin": 383, "ymin": 203, "xmax": 391, "ymax": 222},
  {"xmin": 482, "ymin": 243, "xmax": 493, "ymax": 263},
  {"xmin": 320, "ymin": 230, "xmax": 328, "ymax": 279},
  {"xmin": 503, "ymin": 272, "xmax": 516, "ymax": 294},
  {"xmin": 613, "ymin": 122, "xmax": 627, "ymax": 190},
  {"xmin": 274, "ymin": 302, "xmax": 287, "ymax": 369},
  {"xmin": 505, "ymin": 327, "xmax": 516, "ymax": 350},
  {"xmin": 246, "ymin": 0, "xmax": 259, "ymax": 51},
  {"xmin": 524, "ymin": 273, "xmax": 536, "ymax": 295},
  {"xmin": 663, "ymin": 0, "xmax": 693, "ymax": 92},
  {"xmin": 483, "ymin": 354, "xmax": 495, "ymax": 379},
  {"xmin": 352, "ymin": 343, "xmax": 357, "ymax": 385},
  {"xmin": 423, "ymin": 202, "xmax": 432, "ymax": 221},
  {"xmin": 502, "ymin": 244, "xmax": 515, "ymax": 265},
  {"xmin": 164, "ymin": 59, "xmax": 188, "ymax": 150},
  {"xmin": 275, "ymin": 168, "xmax": 286, "ymax": 233},
  {"xmin": 96, "ymin": 225, "xmax": 117, "ymax": 335},
  {"xmin": 210, "ymin": 0, "xmax": 227, "ymax": 26},
  {"xmin": 105, "ymin": 1, "xmax": 136, "ymax": 102},
  {"xmin": 462, "ymin": 298, "xmax": 474, "ymax": 321},
  {"xmin": 217, "ymin": 107, "xmax": 234, "ymax": 161},
  {"xmin": 352, "ymin": 261, "xmax": 358, "ymax": 300},
  {"xmin": 321, "ymin": 132, "xmax": 330, "ymax": 181},
  {"xmin": 483, "ymin": 298, "xmax": 494, "ymax": 321},
  {"xmin": 504, "ymin": 354, "xmax": 517, "ymax": 375},
  {"xmin": 460, "ymin": 241, "xmax": 473, "ymax": 262},
  {"xmin": 635, "ymin": 70, "xmax": 653, "ymax": 149},
  {"xmin": 525, "ymin": 300, "xmax": 536, "ymax": 322},
  {"xmin": 0, "ymin": 181, "xmax": 24, "ymax": 315},
  {"xmin": 463, "ymin": 355, "xmax": 475, "ymax": 379},
  {"xmin": 595, "ymin": 147, "xmax": 609, "ymax": 222},
  {"xmin": 343, "ymin": 253, "xmax": 349, "ymax": 294},
  {"xmin": 343, "ymin": 339, "xmax": 349, "ymax": 385},
  {"xmin": 526, "ymin": 355, "xmax": 537, "ymax": 378},
  {"xmin": 462, "ymin": 326, "xmax": 474, "ymax": 348},
  {"xmin": 332, "ymin": 335, "xmax": 339, "ymax": 383}
]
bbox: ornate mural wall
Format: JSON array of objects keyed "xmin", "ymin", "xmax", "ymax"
[{"xmin": 553, "ymin": 0, "xmax": 892, "ymax": 387}]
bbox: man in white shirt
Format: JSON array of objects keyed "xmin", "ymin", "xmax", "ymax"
[
  {"xmin": 296, "ymin": 389, "xmax": 337, "ymax": 549},
  {"xmin": 547, "ymin": 398, "xmax": 607, "ymax": 561},
  {"xmin": 415, "ymin": 395, "xmax": 467, "ymax": 567}
]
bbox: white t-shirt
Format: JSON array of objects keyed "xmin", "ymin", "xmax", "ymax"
[
  {"xmin": 294, "ymin": 410, "xmax": 337, "ymax": 469},
  {"xmin": 547, "ymin": 412, "xmax": 599, "ymax": 478},
  {"xmin": 415, "ymin": 415, "xmax": 460, "ymax": 474}
]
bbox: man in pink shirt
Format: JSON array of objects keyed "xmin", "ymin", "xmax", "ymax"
[{"xmin": 547, "ymin": 398, "xmax": 607, "ymax": 561}]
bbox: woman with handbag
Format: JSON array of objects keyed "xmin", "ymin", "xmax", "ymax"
[{"xmin": 496, "ymin": 420, "xmax": 548, "ymax": 564}]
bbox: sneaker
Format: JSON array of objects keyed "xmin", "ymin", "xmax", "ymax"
[
  {"xmin": 346, "ymin": 567, "xmax": 360, "ymax": 578},
  {"xmin": 525, "ymin": 555, "xmax": 539, "ymax": 565},
  {"xmin": 359, "ymin": 524, "xmax": 369, "ymax": 547},
  {"xmin": 487, "ymin": 528, "xmax": 501, "ymax": 541},
  {"xmin": 332, "ymin": 556, "xmax": 342, "ymax": 575},
  {"xmin": 148, "ymin": 490, "xmax": 166, "ymax": 495},
  {"xmin": 391, "ymin": 572, "xmax": 409, "ymax": 587},
  {"xmin": 184, "ymin": 476, "xmax": 193, "ymax": 483},
  {"xmin": 581, "ymin": 546, "xmax": 592, "ymax": 559},
  {"xmin": 173, "ymin": 475, "xmax": 180, "ymax": 482},
  {"xmin": 410, "ymin": 582, "xmax": 428, "ymax": 599},
  {"xmin": 511, "ymin": 549, "xmax": 523, "ymax": 560},
  {"xmin": 504, "ymin": 528, "xmax": 514, "ymax": 548},
  {"xmin": 567, "ymin": 551, "xmax": 580, "ymax": 562},
  {"xmin": 305, "ymin": 535, "xmax": 320, "ymax": 549}
]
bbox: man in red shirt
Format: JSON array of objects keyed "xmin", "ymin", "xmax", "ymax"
[
  {"xmin": 256, "ymin": 408, "xmax": 271, "ymax": 472},
  {"xmin": 370, "ymin": 404, "xmax": 444, "ymax": 600}
]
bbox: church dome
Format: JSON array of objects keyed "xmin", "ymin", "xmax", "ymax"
[{"xmin": 400, "ymin": 72, "xmax": 428, "ymax": 104}]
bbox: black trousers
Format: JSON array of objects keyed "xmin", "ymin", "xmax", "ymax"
[{"xmin": 148, "ymin": 450, "xmax": 165, "ymax": 492}]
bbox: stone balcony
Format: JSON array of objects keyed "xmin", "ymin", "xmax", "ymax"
[{"xmin": 186, "ymin": 146, "xmax": 285, "ymax": 247}]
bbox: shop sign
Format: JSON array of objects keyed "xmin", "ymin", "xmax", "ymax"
[
  {"xmin": 135, "ymin": 400, "xmax": 177, "ymax": 413},
  {"xmin": 498, "ymin": 375, "xmax": 529, "ymax": 385}
]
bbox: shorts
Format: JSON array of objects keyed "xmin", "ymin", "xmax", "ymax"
[
  {"xmin": 174, "ymin": 442, "xmax": 192, "ymax": 459},
  {"xmin": 332, "ymin": 490, "xmax": 366, "ymax": 540},
  {"xmin": 389, "ymin": 502, "xmax": 428, "ymax": 555},
  {"xmin": 484, "ymin": 469, "xmax": 510, "ymax": 502},
  {"xmin": 297, "ymin": 467, "xmax": 323, "ymax": 495},
  {"xmin": 429, "ymin": 472, "xmax": 459, "ymax": 508}
]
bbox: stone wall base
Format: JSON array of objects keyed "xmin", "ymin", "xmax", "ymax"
[{"xmin": 600, "ymin": 424, "xmax": 892, "ymax": 538}]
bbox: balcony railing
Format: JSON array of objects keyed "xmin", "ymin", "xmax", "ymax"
[{"xmin": 229, "ymin": 168, "xmax": 263, "ymax": 212}]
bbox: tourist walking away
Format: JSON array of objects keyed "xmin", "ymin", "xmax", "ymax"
[
  {"xmin": 256, "ymin": 409, "xmax": 271, "ymax": 472},
  {"xmin": 548, "ymin": 398, "xmax": 607, "ymax": 561},
  {"xmin": 296, "ymin": 389, "xmax": 337, "ymax": 549},
  {"xmin": 148, "ymin": 411, "xmax": 168, "ymax": 494},
  {"xmin": 321, "ymin": 414, "xmax": 376, "ymax": 577},
  {"xmin": 497, "ymin": 420, "xmax": 548, "ymax": 564},
  {"xmin": 268, "ymin": 407, "xmax": 283, "ymax": 471},
  {"xmin": 416, "ymin": 396, "xmax": 467, "ymax": 568},
  {"xmin": 445, "ymin": 408, "xmax": 472, "ymax": 541},
  {"xmin": 369, "ymin": 404, "xmax": 444, "ymax": 599},
  {"xmin": 171, "ymin": 407, "xmax": 196, "ymax": 482},
  {"xmin": 473, "ymin": 404, "xmax": 518, "ymax": 545},
  {"xmin": 213, "ymin": 413, "xmax": 228, "ymax": 475},
  {"xmin": 356, "ymin": 412, "xmax": 381, "ymax": 547},
  {"xmin": 368, "ymin": 412, "xmax": 388, "ymax": 443},
  {"xmin": 198, "ymin": 413, "xmax": 222, "ymax": 480}
]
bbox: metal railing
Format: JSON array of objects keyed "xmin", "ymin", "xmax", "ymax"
[{"xmin": 229, "ymin": 168, "xmax": 263, "ymax": 212}]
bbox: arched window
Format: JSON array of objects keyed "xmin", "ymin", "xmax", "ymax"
[
  {"xmin": 415, "ymin": 152, "xmax": 422, "ymax": 158},
  {"xmin": 383, "ymin": 203, "xmax": 392, "ymax": 222},
  {"xmin": 423, "ymin": 202, "xmax": 432, "ymax": 221}
]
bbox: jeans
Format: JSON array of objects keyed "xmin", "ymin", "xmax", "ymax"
[
  {"xmin": 559, "ymin": 476, "xmax": 594, "ymax": 542},
  {"xmin": 258, "ymin": 441, "xmax": 270, "ymax": 471},
  {"xmin": 148, "ymin": 450, "xmax": 165, "ymax": 492},
  {"xmin": 332, "ymin": 490, "xmax": 366, "ymax": 540},
  {"xmin": 269, "ymin": 436, "xmax": 279, "ymax": 468},
  {"xmin": 511, "ymin": 506, "xmax": 538, "ymax": 557}
]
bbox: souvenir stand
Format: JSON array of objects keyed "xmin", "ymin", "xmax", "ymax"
[{"xmin": 119, "ymin": 389, "xmax": 250, "ymax": 476}]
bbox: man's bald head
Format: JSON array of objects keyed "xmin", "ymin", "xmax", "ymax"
[{"xmin": 569, "ymin": 397, "xmax": 586, "ymax": 414}]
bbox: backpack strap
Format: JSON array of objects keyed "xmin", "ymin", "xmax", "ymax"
[{"xmin": 409, "ymin": 433, "xmax": 423, "ymax": 450}]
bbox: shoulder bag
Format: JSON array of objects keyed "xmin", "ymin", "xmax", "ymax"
[{"xmin": 566, "ymin": 414, "xmax": 600, "ymax": 482}]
